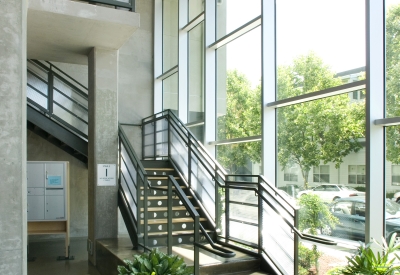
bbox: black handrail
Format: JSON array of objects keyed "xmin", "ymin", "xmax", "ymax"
[
  {"xmin": 83, "ymin": 0, "xmax": 135, "ymax": 11},
  {"xmin": 141, "ymin": 110, "xmax": 338, "ymax": 275},
  {"xmin": 166, "ymin": 176, "xmax": 235, "ymax": 257}
]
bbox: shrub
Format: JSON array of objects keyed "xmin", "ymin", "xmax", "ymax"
[
  {"xmin": 117, "ymin": 248, "xmax": 194, "ymax": 275},
  {"xmin": 334, "ymin": 234, "xmax": 400, "ymax": 275}
]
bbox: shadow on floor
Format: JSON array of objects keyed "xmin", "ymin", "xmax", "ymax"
[{"xmin": 28, "ymin": 237, "xmax": 100, "ymax": 275}]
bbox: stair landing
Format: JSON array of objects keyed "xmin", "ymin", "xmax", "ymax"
[{"xmin": 96, "ymin": 236, "xmax": 270, "ymax": 275}]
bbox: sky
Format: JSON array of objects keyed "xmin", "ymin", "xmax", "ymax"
[{"xmin": 225, "ymin": 0, "xmax": 400, "ymax": 88}]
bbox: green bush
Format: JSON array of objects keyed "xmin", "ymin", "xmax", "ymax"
[
  {"xmin": 336, "ymin": 234, "xmax": 400, "ymax": 275},
  {"xmin": 117, "ymin": 248, "xmax": 194, "ymax": 275},
  {"xmin": 298, "ymin": 243, "xmax": 321, "ymax": 275},
  {"xmin": 298, "ymin": 194, "xmax": 339, "ymax": 274}
]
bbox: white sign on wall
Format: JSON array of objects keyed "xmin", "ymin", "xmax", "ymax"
[{"xmin": 97, "ymin": 164, "xmax": 116, "ymax": 186}]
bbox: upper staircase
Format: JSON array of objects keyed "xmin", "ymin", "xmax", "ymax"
[{"xmin": 27, "ymin": 59, "xmax": 88, "ymax": 164}]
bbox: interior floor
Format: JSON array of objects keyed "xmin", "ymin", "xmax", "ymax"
[
  {"xmin": 27, "ymin": 237, "xmax": 100, "ymax": 275},
  {"xmin": 28, "ymin": 236, "xmax": 269, "ymax": 275}
]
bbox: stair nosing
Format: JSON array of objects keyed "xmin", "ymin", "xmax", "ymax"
[
  {"xmin": 140, "ymin": 196, "xmax": 193, "ymax": 200},
  {"xmin": 140, "ymin": 217, "xmax": 207, "ymax": 224},
  {"xmin": 140, "ymin": 206, "xmax": 199, "ymax": 211}
]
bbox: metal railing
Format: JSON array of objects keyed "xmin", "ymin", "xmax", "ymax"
[
  {"xmin": 27, "ymin": 60, "xmax": 88, "ymax": 140},
  {"xmin": 141, "ymin": 110, "xmax": 336, "ymax": 275},
  {"xmin": 79, "ymin": 0, "xmax": 135, "ymax": 11},
  {"xmin": 119, "ymin": 124, "xmax": 236, "ymax": 275}
]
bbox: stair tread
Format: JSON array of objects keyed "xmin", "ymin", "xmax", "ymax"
[
  {"xmin": 147, "ymin": 229, "xmax": 212, "ymax": 236},
  {"xmin": 140, "ymin": 196, "xmax": 193, "ymax": 200},
  {"xmin": 147, "ymin": 176, "xmax": 180, "ymax": 180},
  {"xmin": 145, "ymin": 168, "xmax": 175, "ymax": 171},
  {"xmin": 140, "ymin": 185, "xmax": 187, "ymax": 190},
  {"xmin": 140, "ymin": 206, "xmax": 198, "ymax": 211},
  {"xmin": 140, "ymin": 217, "xmax": 207, "ymax": 224}
]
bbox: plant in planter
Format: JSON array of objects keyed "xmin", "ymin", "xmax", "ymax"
[
  {"xmin": 298, "ymin": 194, "xmax": 339, "ymax": 274},
  {"xmin": 117, "ymin": 248, "xmax": 194, "ymax": 275},
  {"xmin": 327, "ymin": 234, "xmax": 400, "ymax": 275}
]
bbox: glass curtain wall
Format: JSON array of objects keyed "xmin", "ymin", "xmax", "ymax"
[
  {"xmin": 215, "ymin": 1, "xmax": 262, "ymax": 175},
  {"xmin": 385, "ymin": 0, "xmax": 400, "ymax": 245},
  {"xmin": 155, "ymin": 0, "xmax": 393, "ymax": 273},
  {"xmin": 275, "ymin": 0, "xmax": 367, "ymax": 272},
  {"xmin": 162, "ymin": 0, "xmax": 178, "ymax": 113},
  {"xmin": 187, "ymin": 22, "xmax": 205, "ymax": 142}
]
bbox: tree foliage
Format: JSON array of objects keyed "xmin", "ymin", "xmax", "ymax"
[
  {"xmin": 217, "ymin": 54, "xmax": 365, "ymax": 182},
  {"xmin": 386, "ymin": 5, "xmax": 400, "ymax": 164},
  {"xmin": 277, "ymin": 53, "xmax": 365, "ymax": 187},
  {"xmin": 217, "ymin": 70, "xmax": 261, "ymax": 173}
]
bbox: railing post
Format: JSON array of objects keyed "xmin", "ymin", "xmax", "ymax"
[
  {"xmin": 143, "ymin": 172, "xmax": 148, "ymax": 249},
  {"xmin": 258, "ymin": 178, "xmax": 262, "ymax": 255},
  {"xmin": 168, "ymin": 114, "xmax": 171, "ymax": 158},
  {"xmin": 153, "ymin": 121, "xmax": 157, "ymax": 159},
  {"xmin": 167, "ymin": 177, "xmax": 173, "ymax": 255},
  {"xmin": 225, "ymin": 178, "xmax": 230, "ymax": 243},
  {"xmin": 48, "ymin": 70, "xmax": 54, "ymax": 116},
  {"xmin": 294, "ymin": 207, "xmax": 299, "ymax": 275},
  {"xmin": 194, "ymin": 215, "xmax": 199, "ymax": 275},
  {"xmin": 188, "ymin": 136, "xmax": 192, "ymax": 188},
  {"xmin": 215, "ymin": 167, "xmax": 221, "ymax": 235}
]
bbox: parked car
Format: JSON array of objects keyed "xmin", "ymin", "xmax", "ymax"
[
  {"xmin": 322, "ymin": 196, "xmax": 400, "ymax": 244},
  {"xmin": 278, "ymin": 184, "xmax": 303, "ymax": 198},
  {"xmin": 393, "ymin": 191, "xmax": 400, "ymax": 203},
  {"xmin": 297, "ymin": 184, "xmax": 364, "ymax": 203}
]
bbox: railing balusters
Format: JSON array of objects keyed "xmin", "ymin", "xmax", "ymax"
[{"xmin": 48, "ymin": 70, "xmax": 54, "ymax": 116}]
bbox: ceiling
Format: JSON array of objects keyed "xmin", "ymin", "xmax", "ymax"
[{"xmin": 27, "ymin": 0, "xmax": 140, "ymax": 65}]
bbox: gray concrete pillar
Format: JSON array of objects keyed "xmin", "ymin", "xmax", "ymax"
[
  {"xmin": 88, "ymin": 48, "xmax": 119, "ymax": 265},
  {"xmin": 0, "ymin": 1, "xmax": 27, "ymax": 275}
]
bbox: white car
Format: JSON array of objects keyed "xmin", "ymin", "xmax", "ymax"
[{"xmin": 297, "ymin": 184, "xmax": 365, "ymax": 203}]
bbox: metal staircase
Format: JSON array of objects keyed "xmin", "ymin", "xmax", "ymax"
[
  {"xmin": 26, "ymin": 59, "xmax": 88, "ymax": 164},
  {"xmin": 140, "ymin": 160, "xmax": 214, "ymax": 247},
  {"xmin": 26, "ymin": 59, "xmax": 337, "ymax": 275}
]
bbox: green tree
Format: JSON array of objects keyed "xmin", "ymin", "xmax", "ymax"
[
  {"xmin": 385, "ymin": 5, "xmax": 400, "ymax": 164},
  {"xmin": 217, "ymin": 70, "xmax": 261, "ymax": 173},
  {"xmin": 277, "ymin": 53, "xmax": 365, "ymax": 188}
]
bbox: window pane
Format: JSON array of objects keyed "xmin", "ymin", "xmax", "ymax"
[
  {"xmin": 320, "ymin": 175, "xmax": 330, "ymax": 183},
  {"xmin": 320, "ymin": 165, "xmax": 329, "ymax": 174},
  {"xmin": 348, "ymin": 175, "xmax": 357, "ymax": 184},
  {"xmin": 188, "ymin": 0, "xmax": 203, "ymax": 22},
  {"xmin": 216, "ymin": 27, "xmax": 261, "ymax": 140},
  {"xmin": 386, "ymin": 2, "xmax": 400, "ymax": 118},
  {"xmin": 277, "ymin": 93, "xmax": 365, "ymax": 189},
  {"xmin": 188, "ymin": 22, "xmax": 204, "ymax": 123},
  {"xmin": 187, "ymin": 124, "xmax": 204, "ymax": 144},
  {"xmin": 163, "ymin": 0, "xmax": 178, "ymax": 72},
  {"xmin": 216, "ymin": 141, "xmax": 261, "ymax": 175},
  {"xmin": 276, "ymin": 0, "xmax": 366, "ymax": 100},
  {"xmin": 386, "ymin": 126, "xmax": 400, "ymax": 199},
  {"xmin": 216, "ymin": 0, "xmax": 261, "ymax": 40},
  {"xmin": 163, "ymin": 73, "xmax": 178, "ymax": 114}
]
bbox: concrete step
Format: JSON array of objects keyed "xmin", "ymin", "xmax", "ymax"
[{"xmin": 96, "ymin": 237, "xmax": 270, "ymax": 275}]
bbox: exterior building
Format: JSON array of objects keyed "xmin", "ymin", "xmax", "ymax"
[{"xmin": 0, "ymin": 0, "xmax": 397, "ymax": 274}]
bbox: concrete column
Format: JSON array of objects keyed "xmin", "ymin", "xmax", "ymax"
[
  {"xmin": 88, "ymin": 48, "xmax": 119, "ymax": 265},
  {"xmin": 0, "ymin": 1, "xmax": 27, "ymax": 275}
]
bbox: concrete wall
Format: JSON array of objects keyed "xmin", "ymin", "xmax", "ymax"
[
  {"xmin": 0, "ymin": 0, "xmax": 27, "ymax": 274},
  {"xmin": 118, "ymin": 0, "xmax": 154, "ymax": 125}
]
